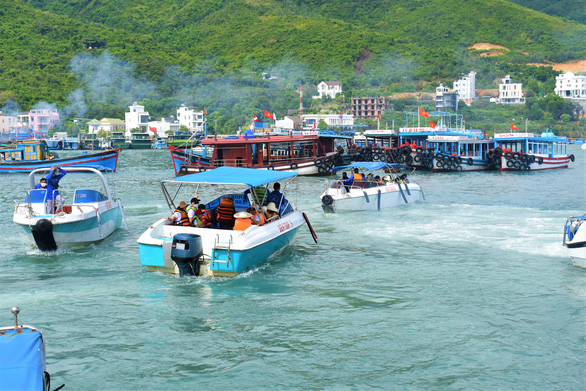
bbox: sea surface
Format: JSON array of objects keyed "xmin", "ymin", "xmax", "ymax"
[{"xmin": 1, "ymin": 147, "xmax": 585, "ymax": 390}]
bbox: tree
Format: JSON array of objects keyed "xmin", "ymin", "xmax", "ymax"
[{"xmin": 318, "ymin": 120, "xmax": 328, "ymax": 131}]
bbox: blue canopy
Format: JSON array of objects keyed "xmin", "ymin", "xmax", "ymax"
[
  {"xmin": 164, "ymin": 166, "xmax": 297, "ymax": 187},
  {"xmin": 0, "ymin": 328, "xmax": 45, "ymax": 390},
  {"xmin": 331, "ymin": 162, "xmax": 410, "ymax": 173}
]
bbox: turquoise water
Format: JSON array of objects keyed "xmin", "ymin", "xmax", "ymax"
[{"xmin": 1, "ymin": 147, "xmax": 584, "ymax": 390}]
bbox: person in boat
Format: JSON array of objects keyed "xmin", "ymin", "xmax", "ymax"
[
  {"xmin": 341, "ymin": 172, "xmax": 352, "ymax": 192},
  {"xmin": 216, "ymin": 196, "xmax": 236, "ymax": 229},
  {"xmin": 400, "ymin": 173, "xmax": 409, "ymax": 183},
  {"xmin": 267, "ymin": 182, "xmax": 285, "ymax": 207},
  {"xmin": 46, "ymin": 166, "xmax": 66, "ymax": 213},
  {"xmin": 197, "ymin": 204, "xmax": 213, "ymax": 228},
  {"xmin": 375, "ymin": 175, "xmax": 384, "ymax": 184},
  {"xmin": 349, "ymin": 168, "xmax": 364, "ymax": 183},
  {"xmin": 186, "ymin": 196, "xmax": 202, "ymax": 227},
  {"xmin": 34, "ymin": 178, "xmax": 47, "ymax": 189},
  {"xmin": 248, "ymin": 206, "xmax": 266, "ymax": 226},
  {"xmin": 233, "ymin": 211, "xmax": 254, "ymax": 231},
  {"xmin": 167, "ymin": 201, "xmax": 190, "ymax": 226},
  {"xmin": 264, "ymin": 202, "xmax": 280, "ymax": 222}
]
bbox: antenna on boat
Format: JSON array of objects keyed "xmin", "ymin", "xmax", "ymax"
[{"xmin": 11, "ymin": 306, "xmax": 20, "ymax": 328}]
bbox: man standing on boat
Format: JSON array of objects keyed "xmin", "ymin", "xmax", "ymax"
[
  {"xmin": 267, "ymin": 182, "xmax": 284, "ymax": 207},
  {"xmin": 46, "ymin": 166, "xmax": 66, "ymax": 213}
]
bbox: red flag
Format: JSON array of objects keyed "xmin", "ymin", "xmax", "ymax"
[
  {"xmin": 253, "ymin": 115, "xmax": 260, "ymax": 122},
  {"xmin": 429, "ymin": 121, "xmax": 436, "ymax": 129},
  {"xmin": 204, "ymin": 107, "xmax": 208, "ymax": 115},
  {"xmin": 418, "ymin": 107, "xmax": 429, "ymax": 118},
  {"xmin": 378, "ymin": 112, "xmax": 382, "ymax": 120},
  {"xmin": 264, "ymin": 109, "xmax": 274, "ymax": 120},
  {"xmin": 511, "ymin": 123, "xmax": 518, "ymax": 130}
]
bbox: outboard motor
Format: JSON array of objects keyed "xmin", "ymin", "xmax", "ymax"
[
  {"xmin": 31, "ymin": 219, "xmax": 58, "ymax": 252},
  {"xmin": 171, "ymin": 234, "xmax": 203, "ymax": 277}
]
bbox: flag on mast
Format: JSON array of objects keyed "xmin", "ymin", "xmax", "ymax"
[
  {"xmin": 253, "ymin": 114, "xmax": 260, "ymax": 122},
  {"xmin": 429, "ymin": 121, "xmax": 436, "ymax": 129},
  {"xmin": 204, "ymin": 107, "xmax": 208, "ymax": 115},
  {"xmin": 264, "ymin": 110, "xmax": 274, "ymax": 120},
  {"xmin": 511, "ymin": 123, "xmax": 518, "ymax": 130},
  {"xmin": 418, "ymin": 107, "xmax": 429, "ymax": 118}
]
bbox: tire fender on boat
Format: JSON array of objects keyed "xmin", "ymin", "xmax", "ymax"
[
  {"xmin": 267, "ymin": 165, "xmax": 274, "ymax": 170},
  {"xmin": 321, "ymin": 194, "xmax": 334, "ymax": 206},
  {"xmin": 31, "ymin": 219, "xmax": 58, "ymax": 252},
  {"xmin": 538, "ymin": 157, "xmax": 544, "ymax": 165},
  {"xmin": 179, "ymin": 166, "xmax": 187, "ymax": 173},
  {"xmin": 570, "ymin": 154, "xmax": 575, "ymax": 162},
  {"xmin": 467, "ymin": 158, "xmax": 473, "ymax": 166},
  {"xmin": 290, "ymin": 162, "xmax": 298, "ymax": 170}
]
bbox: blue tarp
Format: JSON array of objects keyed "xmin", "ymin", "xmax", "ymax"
[
  {"xmin": 331, "ymin": 162, "xmax": 410, "ymax": 173},
  {"xmin": 0, "ymin": 328, "xmax": 45, "ymax": 390},
  {"xmin": 164, "ymin": 166, "xmax": 297, "ymax": 187}
]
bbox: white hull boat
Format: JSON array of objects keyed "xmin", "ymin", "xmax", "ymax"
[
  {"xmin": 564, "ymin": 213, "xmax": 586, "ymax": 268},
  {"xmin": 320, "ymin": 162, "xmax": 424, "ymax": 212},
  {"xmin": 13, "ymin": 167, "xmax": 127, "ymax": 251},
  {"xmin": 138, "ymin": 166, "xmax": 317, "ymax": 277}
]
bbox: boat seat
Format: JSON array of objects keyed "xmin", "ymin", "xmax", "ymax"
[{"xmin": 73, "ymin": 189, "xmax": 107, "ymax": 203}]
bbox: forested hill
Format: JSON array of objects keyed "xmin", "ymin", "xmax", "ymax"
[
  {"xmin": 507, "ymin": 0, "xmax": 586, "ymax": 25},
  {"xmin": 2, "ymin": 0, "xmax": 586, "ymax": 119}
]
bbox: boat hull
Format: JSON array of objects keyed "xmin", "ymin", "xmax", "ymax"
[
  {"xmin": 564, "ymin": 216, "xmax": 586, "ymax": 268},
  {"xmin": 321, "ymin": 182, "xmax": 423, "ymax": 212},
  {"xmin": 0, "ymin": 149, "xmax": 119, "ymax": 173},
  {"xmin": 138, "ymin": 211, "xmax": 305, "ymax": 277},
  {"xmin": 499, "ymin": 155, "xmax": 570, "ymax": 171}
]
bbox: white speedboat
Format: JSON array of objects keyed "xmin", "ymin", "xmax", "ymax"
[
  {"xmin": 320, "ymin": 162, "xmax": 424, "ymax": 212},
  {"xmin": 563, "ymin": 213, "xmax": 586, "ymax": 268},
  {"xmin": 13, "ymin": 167, "xmax": 127, "ymax": 251},
  {"xmin": 137, "ymin": 166, "xmax": 317, "ymax": 277},
  {"xmin": 0, "ymin": 307, "xmax": 61, "ymax": 391}
]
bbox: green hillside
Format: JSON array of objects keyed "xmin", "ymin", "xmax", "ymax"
[
  {"xmin": 1, "ymin": 0, "xmax": 585, "ymax": 134},
  {"xmin": 507, "ymin": 0, "xmax": 586, "ymax": 25}
]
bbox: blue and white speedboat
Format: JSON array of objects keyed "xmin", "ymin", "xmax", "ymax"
[
  {"xmin": 138, "ymin": 166, "xmax": 316, "ymax": 277},
  {"xmin": 320, "ymin": 162, "xmax": 424, "ymax": 212},
  {"xmin": 13, "ymin": 167, "xmax": 127, "ymax": 251},
  {"xmin": 0, "ymin": 306, "xmax": 61, "ymax": 391},
  {"xmin": 564, "ymin": 213, "xmax": 586, "ymax": 268},
  {"xmin": 151, "ymin": 137, "xmax": 168, "ymax": 149}
]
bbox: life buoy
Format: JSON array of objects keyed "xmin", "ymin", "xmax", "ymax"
[
  {"xmin": 569, "ymin": 154, "xmax": 575, "ymax": 162},
  {"xmin": 322, "ymin": 194, "xmax": 334, "ymax": 206},
  {"xmin": 538, "ymin": 157, "xmax": 544, "ymax": 165},
  {"xmin": 467, "ymin": 158, "xmax": 473, "ymax": 166},
  {"xmin": 290, "ymin": 162, "xmax": 298, "ymax": 170},
  {"xmin": 267, "ymin": 165, "xmax": 274, "ymax": 170}
]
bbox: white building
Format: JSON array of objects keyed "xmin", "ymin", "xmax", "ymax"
[
  {"xmin": 124, "ymin": 102, "xmax": 150, "ymax": 136},
  {"xmin": 0, "ymin": 113, "xmax": 18, "ymax": 134},
  {"xmin": 493, "ymin": 75, "xmax": 525, "ymax": 104},
  {"xmin": 453, "ymin": 71, "xmax": 476, "ymax": 104},
  {"xmin": 274, "ymin": 116, "xmax": 304, "ymax": 131},
  {"xmin": 177, "ymin": 104, "xmax": 205, "ymax": 133},
  {"xmin": 555, "ymin": 71, "xmax": 586, "ymax": 100},
  {"xmin": 312, "ymin": 81, "xmax": 343, "ymax": 99},
  {"xmin": 435, "ymin": 84, "xmax": 458, "ymax": 111},
  {"xmin": 302, "ymin": 113, "xmax": 354, "ymax": 129},
  {"xmin": 87, "ymin": 118, "xmax": 125, "ymax": 135},
  {"xmin": 147, "ymin": 118, "xmax": 180, "ymax": 137}
]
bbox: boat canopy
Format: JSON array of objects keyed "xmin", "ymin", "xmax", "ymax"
[
  {"xmin": 164, "ymin": 166, "xmax": 297, "ymax": 187},
  {"xmin": 332, "ymin": 162, "xmax": 410, "ymax": 173}
]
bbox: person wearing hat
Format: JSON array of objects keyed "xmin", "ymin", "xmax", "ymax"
[
  {"xmin": 247, "ymin": 205, "xmax": 266, "ymax": 226},
  {"xmin": 233, "ymin": 211, "xmax": 253, "ymax": 231},
  {"xmin": 265, "ymin": 202, "xmax": 280, "ymax": 222},
  {"xmin": 167, "ymin": 201, "xmax": 190, "ymax": 226},
  {"xmin": 186, "ymin": 196, "xmax": 202, "ymax": 227}
]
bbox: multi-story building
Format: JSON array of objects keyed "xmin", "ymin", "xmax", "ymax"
[
  {"xmin": 493, "ymin": 75, "xmax": 525, "ymax": 104},
  {"xmin": 555, "ymin": 71, "xmax": 586, "ymax": 100},
  {"xmin": 352, "ymin": 97, "xmax": 389, "ymax": 119},
  {"xmin": 312, "ymin": 81, "xmax": 343, "ymax": 100},
  {"xmin": 435, "ymin": 84, "xmax": 459, "ymax": 112},
  {"xmin": 302, "ymin": 113, "xmax": 354, "ymax": 129},
  {"xmin": 0, "ymin": 113, "xmax": 18, "ymax": 134},
  {"xmin": 28, "ymin": 108, "xmax": 60, "ymax": 136},
  {"xmin": 147, "ymin": 118, "xmax": 180, "ymax": 137},
  {"xmin": 124, "ymin": 102, "xmax": 150, "ymax": 136},
  {"xmin": 176, "ymin": 104, "xmax": 205, "ymax": 133},
  {"xmin": 453, "ymin": 71, "xmax": 476, "ymax": 105},
  {"xmin": 87, "ymin": 118, "xmax": 126, "ymax": 135}
]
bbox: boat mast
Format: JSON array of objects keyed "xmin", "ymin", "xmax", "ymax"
[{"xmin": 299, "ymin": 84, "xmax": 303, "ymax": 117}]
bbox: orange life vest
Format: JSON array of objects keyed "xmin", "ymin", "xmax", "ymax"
[
  {"xmin": 174, "ymin": 208, "xmax": 190, "ymax": 226},
  {"xmin": 353, "ymin": 173, "xmax": 364, "ymax": 181},
  {"xmin": 233, "ymin": 218, "xmax": 252, "ymax": 231},
  {"xmin": 217, "ymin": 197, "xmax": 236, "ymax": 223},
  {"xmin": 200, "ymin": 210, "xmax": 212, "ymax": 227},
  {"xmin": 252, "ymin": 212, "xmax": 266, "ymax": 225}
]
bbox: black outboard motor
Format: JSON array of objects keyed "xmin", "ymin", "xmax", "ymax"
[
  {"xmin": 171, "ymin": 234, "xmax": 203, "ymax": 277},
  {"xmin": 31, "ymin": 219, "xmax": 58, "ymax": 252}
]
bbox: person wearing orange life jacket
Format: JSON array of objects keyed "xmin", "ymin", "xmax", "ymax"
[
  {"xmin": 233, "ymin": 211, "xmax": 253, "ymax": 231},
  {"xmin": 216, "ymin": 196, "xmax": 236, "ymax": 229},
  {"xmin": 167, "ymin": 201, "xmax": 190, "ymax": 226},
  {"xmin": 197, "ymin": 204, "xmax": 213, "ymax": 228},
  {"xmin": 247, "ymin": 206, "xmax": 266, "ymax": 226},
  {"xmin": 349, "ymin": 168, "xmax": 364, "ymax": 182}
]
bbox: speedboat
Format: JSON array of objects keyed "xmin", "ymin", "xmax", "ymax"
[
  {"xmin": 137, "ymin": 166, "xmax": 317, "ymax": 277},
  {"xmin": 0, "ymin": 306, "xmax": 62, "ymax": 391},
  {"xmin": 13, "ymin": 167, "xmax": 127, "ymax": 251},
  {"xmin": 563, "ymin": 213, "xmax": 586, "ymax": 268},
  {"xmin": 320, "ymin": 162, "xmax": 424, "ymax": 212}
]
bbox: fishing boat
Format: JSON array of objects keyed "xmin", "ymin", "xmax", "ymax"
[
  {"xmin": 169, "ymin": 144, "xmax": 213, "ymax": 174},
  {"xmin": 320, "ymin": 162, "xmax": 424, "ymax": 212},
  {"xmin": 427, "ymin": 135, "xmax": 494, "ymax": 172},
  {"xmin": 0, "ymin": 140, "xmax": 119, "ymax": 173},
  {"xmin": 0, "ymin": 306, "xmax": 61, "ymax": 391},
  {"xmin": 129, "ymin": 132, "xmax": 152, "ymax": 149},
  {"xmin": 13, "ymin": 167, "xmax": 127, "ymax": 251},
  {"xmin": 174, "ymin": 132, "xmax": 344, "ymax": 176},
  {"xmin": 151, "ymin": 137, "xmax": 168, "ymax": 149},
  {"xmin": 563, "ymin": 213, "xmax": 586, "ymax": 268},
  {"xmin": 490, "ymin": 128, "xmax": 574, "ymax": 171},
  {"xmin": 137, "ymin": 166, "xmax": 317, "ymax": 277}
]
